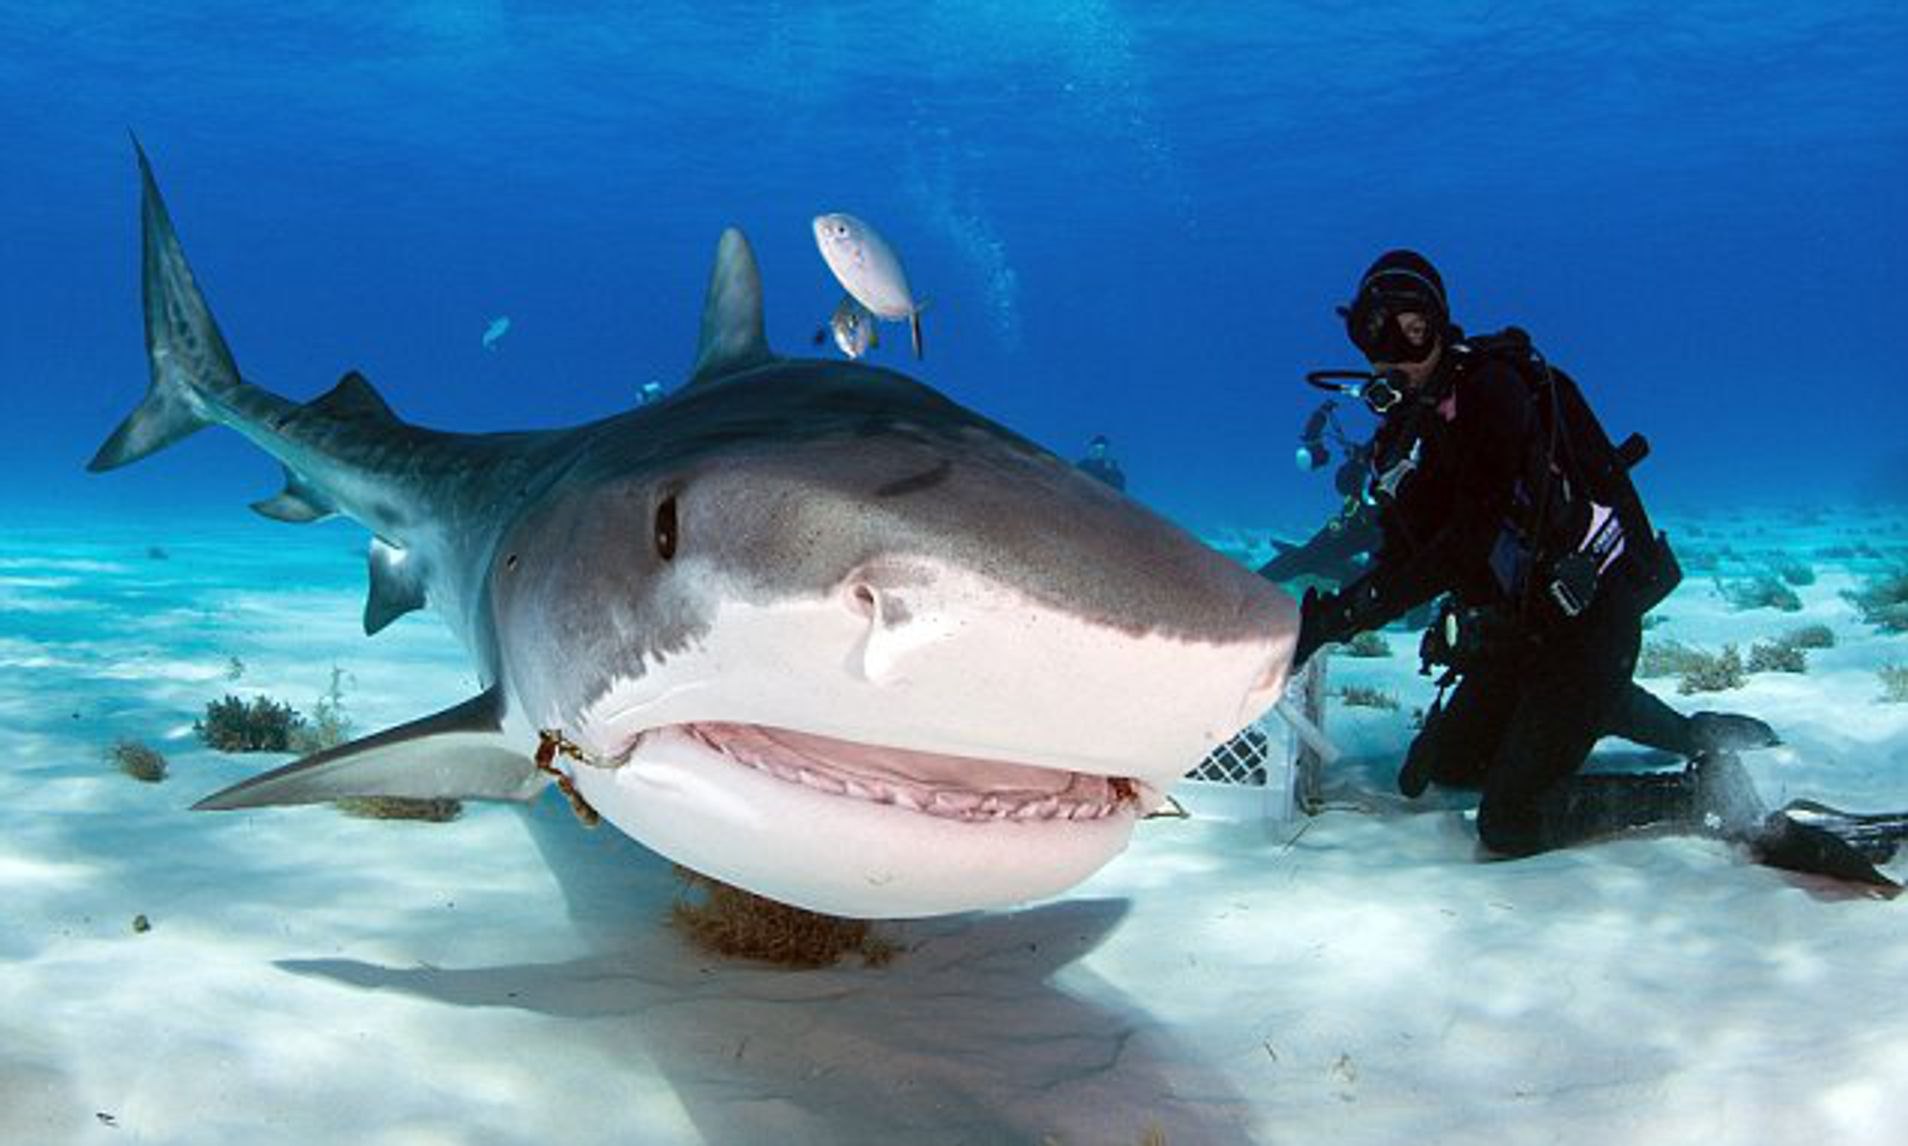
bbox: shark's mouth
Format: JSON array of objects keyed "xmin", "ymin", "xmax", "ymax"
[{"xmin": 628, "ymin": 723, "xmax": 1151, "ymax": 823}]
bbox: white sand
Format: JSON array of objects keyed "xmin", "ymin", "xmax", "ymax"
[{"xmin": 2, "ymin": 508, "xmax": 1906, "ymax": 1145}]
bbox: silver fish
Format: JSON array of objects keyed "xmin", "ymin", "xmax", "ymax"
[
  {"xmin": 821, "ymin": 293, "xmax": 880, "ymax": 359},
  {"xmin": 812, "ymin": 212, "xmax": 924, "ymax": 359},
  {"xmin": 481, "ymin": 315, "xmax": 510, "ymax": 351}
]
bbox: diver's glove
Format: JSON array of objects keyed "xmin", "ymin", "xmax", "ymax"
[{"xmin": 1293, "ymin": 586, "xmax": 1353, "ymax": 671}]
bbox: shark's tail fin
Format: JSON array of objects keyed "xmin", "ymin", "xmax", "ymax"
[{"xmin": 88, "ymin": 137, "xmax": 242, "ymax": 472}]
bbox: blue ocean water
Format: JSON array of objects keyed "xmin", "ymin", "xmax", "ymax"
[{"xmin": 2, "ymin": 2, "xmax": 1905, "ymax": 530}]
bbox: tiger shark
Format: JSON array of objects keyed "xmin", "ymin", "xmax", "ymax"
[{"xmin": 92, "ymin": 143, "xmax": 1299, "ymax": 918}]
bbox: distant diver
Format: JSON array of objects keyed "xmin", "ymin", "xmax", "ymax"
[
  {"xmin": 1290, "ymin": 249, "xmax": 1905, "ymax": 891},
  {"xmin": 813, "ymin": 212, "xmax": 926, "ymax": 360},
  {"xmin": 1075, "ymin": 434, "xmax": 1127, "ymax": 492},
  {"xmin": 481, "ymin": 315, "xmax": 511, "ymax": 351}
]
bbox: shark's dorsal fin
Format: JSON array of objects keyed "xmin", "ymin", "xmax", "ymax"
[
  {"xmin": 192, "ymin": 687, "xmax": 544, "ymax": 810},
  {"xmin": 364, "ymin": 536, "xmax": 429, "ymax": 635},
  {"xmin": 251, "ymin": 465, "xmax": 339, "ymax": 524},
  {"xmin": 689, "ymin": 227, "xmax": 773, "ymax": 385},
  {"xmin": 310, "ymin": 370, "xmax": 400, "ymax": 426}
]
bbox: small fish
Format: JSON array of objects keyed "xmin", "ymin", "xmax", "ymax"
[
  {"xmin": 813, "ymin": 293, "xmax": 880, "ymax": 360},
  {"xmin": 481, "ymin": 315, "xmax": 511, "ymax": 351},
  {"xmin": 812, "ymin": 213, "xmax": 925, "ymax": 359}
]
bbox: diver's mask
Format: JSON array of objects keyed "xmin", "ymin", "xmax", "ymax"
[{"xmin": 1338, "ymin": 262, "xmax": 1447, "ymax": 365}]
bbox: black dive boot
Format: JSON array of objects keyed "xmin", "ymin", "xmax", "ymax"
[{"xmin": 1605, "ymin": 688, "xmax": 1781, "ymax": 757}]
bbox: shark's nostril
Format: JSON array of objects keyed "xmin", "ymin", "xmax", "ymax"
[{"xmin": 850, "ymin": 583, "xmax": 877, "ymax": 619}]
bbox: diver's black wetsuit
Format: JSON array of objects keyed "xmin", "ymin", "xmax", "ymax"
[{"xmin": 1307, "ymin": 345, "xmax": 1677, "ymax": 855}]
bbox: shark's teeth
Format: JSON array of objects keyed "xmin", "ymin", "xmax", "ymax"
[{"xmin": 654, "ymin": 721, "xmax": 1138, "ymax": 823}]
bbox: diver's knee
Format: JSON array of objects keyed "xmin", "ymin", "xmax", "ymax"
[{"xmin": 1475, "ymin": 802, "xmax": 1548, "ymax": 858}]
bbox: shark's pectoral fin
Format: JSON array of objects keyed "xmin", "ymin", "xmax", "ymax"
[
  {"xmin": 193, "ymin": 687, "xmax": 544, "ymax": 811},
  {"xmin": 688, "ymin": 228, "xmax": 774, "ymax": 385},
  {"xmin": 364, "ymin": 537, "xmax": 428, "ymax": 635}
]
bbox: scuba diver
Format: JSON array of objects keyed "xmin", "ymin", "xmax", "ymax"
[
  {"xmin": 1289, "ymin": 249, "xmax": 1906, "ymax": 889},
  {"xmin": 1075, "ymin": 434, "xmax": 1127, "ymax": 492},
  {"xmin": 1256, "ymin": 398, "xmax": 1381, "ymax": 586}
]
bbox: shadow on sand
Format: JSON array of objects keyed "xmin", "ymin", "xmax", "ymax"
[{"xmin": 279, "ymin": 793, "xmax": 1256, "ymax": 1144}]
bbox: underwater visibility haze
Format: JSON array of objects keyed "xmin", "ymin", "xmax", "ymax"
[{"xmin": 3, "ymin": 2, "xmax": 1906, "ymax": 529}]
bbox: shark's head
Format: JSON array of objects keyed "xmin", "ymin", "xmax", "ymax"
[{"xmin": 488, "ymin": 235, "xmax": 1295, "ymax": 918}]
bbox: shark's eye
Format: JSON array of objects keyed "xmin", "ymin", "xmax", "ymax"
[{"xmin": 654, "ymin": 495, "xmax": 679, "ymax": 561}]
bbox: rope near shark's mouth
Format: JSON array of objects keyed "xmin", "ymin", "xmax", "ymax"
[{"xmin": 615, "ymin": 722, "xmax": 1148, "ymax": 823}]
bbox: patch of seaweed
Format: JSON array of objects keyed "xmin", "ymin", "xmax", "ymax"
[
  {"xmin": 1882, "ymin": 664, "xmax": 1908, "ymax": 705},
  {"xmin": 289, "ymin": 667, "xmax": 354, "ymax": 755},
  {"xmin": 670, "ymin": 868, "xmax": 900, "ymax": 968},
  {"xmin": 106, "ymin": 739, "xmax": 167, "ymax": 783},
  {"xmin": 1342, "ymin": 631, "xmax": 1392, "ymax": 658},
  {"xmin": 196, "ymin": 695, "xmax": 305, "ymax": 753},
  {"xmin": 1677, "ymin": 644, "xmax": 1746, "ymax": 694},
  {"xmin": 1780, "ymin": 623, "xmax": 1835, "ymax": 650},
  {"xmin": 1746, "ymin": 640, "xmax": 1807, "ymax": 675},
  {"xmin": 1338, "ymin": 684, "xmax": 1400, "ymax": 710},
  {"xmin": 1715, "ymin": 573, "xmax": 1802, "ymax": 613},
  {"xmin": 333, "ymin": 797, "xmax": 462, "ymax": 822},
  {"xmin": 1639, "ymin": 638, "xmax": 1711, "ymax": 679},
  {"xmin": 1843, "ymin": 569, "xmax": 1908, "ymax": 633},
  {"xmin": 1772, "ymin": 557, "xmax": 1816, "ymax": 587}
]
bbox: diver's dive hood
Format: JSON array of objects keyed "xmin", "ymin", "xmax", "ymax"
[{"xmin": 1340, "ymin": 248, "xmax": 1449, "ymax": 365}]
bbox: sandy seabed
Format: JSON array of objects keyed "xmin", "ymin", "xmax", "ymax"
[{"xmin": 3, "ymin": 505, "xmax": 1906, "ymax": 1145}]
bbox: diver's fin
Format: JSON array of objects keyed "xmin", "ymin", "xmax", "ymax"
[
  {"xmin": 364, "ymin": 536, "xmax": 428, "ymax": 635},
  {"xmin": 193, "ymin": 687, "xmax": 543, "ymax": 811},
  {"xmin": 251, "ymin": 465, "xmax": 339, "ymax": 523},
  {"xmin": 88, "ymin": 137, "xmax": 239, "ymax": 472},
  {"xmin": 1772, "ymin": 798, "xmax": 1908, "ymax": 865},
  {"xmin": 1748, "ymin": 811, "xmax": 1901, "ymax": 897},
  {"xmin": 689, "ymin": 228, "xmax": 773, "ymax": 384}
]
